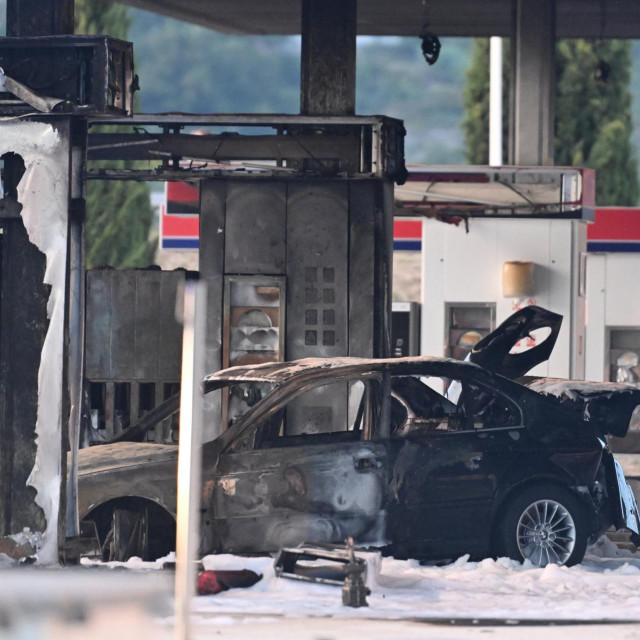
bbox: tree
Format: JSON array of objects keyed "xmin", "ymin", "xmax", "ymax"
[
  {"xmin": 463, "ymin": 38, "xmax": 639, "ymax": 206},
  {"xmin": 75, "ymin": 0, "xmax": 155, "ymax": 268},
  {"xmin": 461, "ymin": 39, "xmax": 510, "ymax": 165},
  {"xmin": 555, "ymin": 40, "xmax": 638, "ymax": 206}
]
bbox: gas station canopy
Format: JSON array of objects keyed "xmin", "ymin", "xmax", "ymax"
[{"xmin": 120, "ymin": 0, "xmax": 640, "ymax": 37}]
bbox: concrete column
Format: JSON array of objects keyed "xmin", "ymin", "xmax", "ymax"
[
  {"xmin": 0, "ymin": 0, "xmax": 76, "ymax": 564},
  {"xmin": 509, "ymin": 0, "xmax": 556, "ymax": 166},
  {"xmin": 6, "ymin": 0, "xmax": 73, "ymax": 36},
  {"xmin": 0, "ymin": 215, "xmax": 50, "ymax": 539},
  {"xmin": 300, "ymin": 0, "xmax": 357, "ymax": 116},
  {"xmin": 198, "ymin": 181, "xmax": 226, "ymax": 442}
]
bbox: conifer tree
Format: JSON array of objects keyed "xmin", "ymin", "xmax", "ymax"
[
  {"xmin": 76, "ymin": 0, "xmax": 155, "ymax": 268},
  {"xmin": 463, "ymin": 38, "xmax": 639, "ymax": 205}
]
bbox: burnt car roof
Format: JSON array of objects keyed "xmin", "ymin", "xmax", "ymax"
[{"xmin": 204, "ymin": 356, "xmax": 481, "ymax": 386}]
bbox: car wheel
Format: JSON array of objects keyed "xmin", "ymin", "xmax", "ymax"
[{"xmin": 498, "ymin": 484, "xmax": 589, "ymax": 567}]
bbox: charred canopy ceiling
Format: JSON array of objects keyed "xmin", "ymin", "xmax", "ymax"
[{"xmin": 118, "ymin": 0, "xmax": 640, "ymax": 38}]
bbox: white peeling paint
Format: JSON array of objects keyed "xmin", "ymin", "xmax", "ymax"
[{"xmin": 0, "ymin": 119, "xmax": 69, "ymax": 564}]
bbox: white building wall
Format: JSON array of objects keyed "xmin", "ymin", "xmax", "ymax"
[
  {"xmin": 585, "ymin": 253, "xmax": 640, "ymax": 382},
  {"xmin": 421, "ymin": 218, "xmax": 586, "ymax": 378}
]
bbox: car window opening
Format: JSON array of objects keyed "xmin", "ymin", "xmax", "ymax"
[
  {"xmin": 389, "ymin": 374, "xmax": 521, "ymax": 437},
  {"xmin": 508, "ymin": 326, "xmax": 553, "ymax": 355},
  {"xmin": 245, "ymin": 378, "xmax": 371, "ymax": 450}
]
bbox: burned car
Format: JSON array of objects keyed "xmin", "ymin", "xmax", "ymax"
[{"xmin": 77, "ymin": 310, "xmax": 640, "ymax": 568}]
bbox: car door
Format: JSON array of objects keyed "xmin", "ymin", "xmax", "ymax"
[
  {"xmin": 385, "ymin": 373, "xmax": 524, "ymax": 559},
  {"xmin": 209, "ymin": 377, "xmax": 388, "ymax": 554}
]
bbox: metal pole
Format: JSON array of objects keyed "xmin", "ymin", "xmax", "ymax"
[
  {"xmin": 174, "ymin": 275, "xmax": 206, "ymax": 640},
  {"xmin": 489, "ymin": 36, "xmax": 503, "ymax": 166},
  {"xmin": 65, "ymin": 141, "xmax": 85, "ymax": 541}
]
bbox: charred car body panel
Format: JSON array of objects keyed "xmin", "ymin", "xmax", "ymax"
[
  {"xmin": 77, "ymin": 442, "xmax": 179, "ymax": 518},
  {"xmin": 78, "ymin": 354, "xmax": 640, "ymax": 564},
  {"xmin": 210, "ymin": 440, "xmax": 388, "ymax": 553},
  {"xmin": 521, "ymin": 377, "xmax": 640, "ymax": 438}
]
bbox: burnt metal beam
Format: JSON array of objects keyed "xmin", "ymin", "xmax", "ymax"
[
  {"xmin": 89, "ymin": 113, "xmax": 396, "ymax": 127},
  {"xmin": 87, "ymin": 168, "xmax": 307, "ymax": 181},
  {"xmin": 86, "ymin": 115, "xmax": 407, "ymax": 183},
  {"xmin": 300, "ymin": 0, "xmax": 357, "ymax": 116},
  {"xmin": 88, "ymin": 132, "xmax": 361, "ymax": 169}
]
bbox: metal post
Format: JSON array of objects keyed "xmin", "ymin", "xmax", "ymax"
[
  {"xmin": 65, "ymin": 122, "xmax": 87, "ymax": 544},
  {"xmin": 489, "ymin": 36, "xmax": 503, "ymax": 166},
  {"xmin": 300, "ymin": 0, "xmax": 357, "ymax": 116},
  {"xmin": 174, "ymin": 275, "xmax": 206, "ymax": 640},
  {"xmin": 509, "ymin": 0, "xmax": 556, "ymax": 166}
]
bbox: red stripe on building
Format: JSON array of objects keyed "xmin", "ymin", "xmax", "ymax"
[
  {"xmin": 161, "ymin": 187, "xmax": 423, "ymax": 248},
  {"xmin": 162, "ymin": 214, "xmax": 199, "ymax": 237},
  {"xmin": 393, "ymin": 219, "xmax": 422, "ymax": 239},
  {"xmin": 167, "ymin": 181, "xmax": 199, "ymax": 204},
  {"xmin": 588, "ymin": 208, "xmax": 640, "ymax": 241}
]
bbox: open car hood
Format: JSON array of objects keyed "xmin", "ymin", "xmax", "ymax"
[
  {"xmin": 521, "ymin": 377, "xmax": 640, "ymax": 438},
  {"xmin": 470, "ymin": 306, "xmax": 563, "ymax": 379}
]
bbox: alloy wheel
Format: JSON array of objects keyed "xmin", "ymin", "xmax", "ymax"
[{"xmin": 516, "ymin": 499, "xmax": 576, "ymax": 567}]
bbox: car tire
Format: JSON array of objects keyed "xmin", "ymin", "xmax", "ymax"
[{"xmin": 498, "ymin": 483, "xmax": 589, "ymax": 567}]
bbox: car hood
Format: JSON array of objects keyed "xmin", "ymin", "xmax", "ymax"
[
  {"xmin": 76, "ymin": 441, "xmax": 178, "ymax": 476},
  {"xmin": 470, "ymin": 306, "xmax": 563, "ymax": 379},
  {"xmin": 521, "ymin": 377, "xmax": 640, "ymax": 438}
]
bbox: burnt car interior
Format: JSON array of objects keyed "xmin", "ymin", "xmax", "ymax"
[
  {"xmin": 390, "ymin": 376, "xmax": 523, "ymax": 436},
  {"xmin": 235, "ymin": 378, "xmax": 375, "ymax": 451},
  {"xmin": 224, "ymin": 369, "xmax": 527, "ymax": 454}
]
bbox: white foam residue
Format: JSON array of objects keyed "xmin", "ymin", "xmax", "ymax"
[
  {"xmin": 188, "ymin": 545, "xmax": 640, "ymax": 622},
  {"xmin": 85, "ymin": 541, "xmax": 640, "ymax": 624},
  {"xmin": 0, "ymin": 119, "xmax": 69, "ymax": 564}
]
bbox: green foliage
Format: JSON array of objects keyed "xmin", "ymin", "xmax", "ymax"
[
  {"xmin": 356, "ymin": 37, "xmax": 472, "ymax": 162},
  {"xmin": 75, "ymin": 0, "xmax": 129, "ymax": 38},
  {"xmin": 463, "ymin": 38, "xmax": 639, "ymax": 205},
  {"xmin": 588, "ymin": 119, "xmax": 640, "ymax": 206},
  {"xmin": 85, "ymin": 179, "xmax": 155, "ymax": 268},
  {"xmin": 555, "ymin": 39, "xmax": 639, "ymax": 205},
  {"xmin": 76, "ymin": 0, "xmax": 155, "ymax": 268}
]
